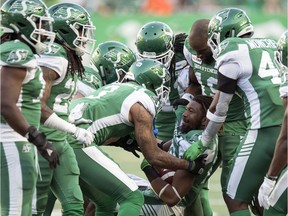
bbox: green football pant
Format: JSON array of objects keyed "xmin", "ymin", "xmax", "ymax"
[
  {"xmin": 32, "ymin": 141, "xmax": 83, "ymax": 216},
  {"xmin": 227, "ymin": 127, "xmax": 280, "ymax": 202},
  {"xmin": 73, "ymin": 146, "xmax": 144, "ymax": 216},
  {"xmin": 1, "ymin": 141, "xmax": 37, "ymax": 216}
]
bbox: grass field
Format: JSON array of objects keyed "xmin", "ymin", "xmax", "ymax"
[{"xmin": 51, "ymin": 146, "xmax": 229, "ymax": 215}]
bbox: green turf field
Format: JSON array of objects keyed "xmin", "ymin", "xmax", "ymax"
[
  {"xmin": 102, "ymin": 146, "xmax": 230, "ymax": 216},
  {"xmin": 52, "ymin": 146, "xmax": 229, "ymax": 215}
]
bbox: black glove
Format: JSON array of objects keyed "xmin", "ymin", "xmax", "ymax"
[
  {"xmin": 187, "ymin": 154, "xmax": 207, "ymax": 175},
  {"xmin": 172, "ymin": 98, "xmax": 189, "ymax": 108},
  {"xmin": 27, "ymin": 126, "xmax": 60, "ymax": 169},
  {"xmin": 110, "ymin": 135, "xmax": 141, "ymax": 158}
]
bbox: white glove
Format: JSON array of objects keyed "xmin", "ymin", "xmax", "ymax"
[
  {"xmin": 258, "ymin": 176, "xmax": 276, "ymax": 209},
  {"xmin": 73, "ymin": 127, "xmax": 95, "ymax": 147}
]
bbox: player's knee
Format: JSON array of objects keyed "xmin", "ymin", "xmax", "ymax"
[{"xmin": 121, "ymin": 189, "xmax": 144, "ymax": 207}]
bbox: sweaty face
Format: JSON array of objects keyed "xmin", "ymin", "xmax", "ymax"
[{"xmin": 181, "ymin": 100, "xmax": 205, "ymax": 133}]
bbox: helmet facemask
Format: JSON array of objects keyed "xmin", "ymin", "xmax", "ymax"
[
  {"xmin": 138, "ymin": 48, "xmax": 174, "ymax": 69},
  {"xmin": 26, "ymin": 14, "xmax": 55, "ymax": 54},
  {"xmin": 0, "ymin": 0, "xmax": 55, "ymax": 54},
  {"xmin": 70, "ymin": 21, "xmax": 95, "ymax": 56}
]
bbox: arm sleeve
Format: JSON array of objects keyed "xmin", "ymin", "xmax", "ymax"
[{"xmin": 201, "ymin": 92, "xmax": 234, "ymax": 146}]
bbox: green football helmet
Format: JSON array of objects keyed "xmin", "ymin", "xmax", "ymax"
[
  {"xmin": 90, "ymin": 41, "xmax": 136, "ymax": 85},
  {"xmin": 48, "ymin": 3, "xmax": 95, "ymax": 56},
  {"xmin": 125, "ymin": 59, "xmax": 171, "ymax": 113},
  {"xmin": 135, "ymin": 21, "xmax": 174, "ymax": 68},
  {"xmin": 275, "ymin": 30, "xmax": 288, "ymax": 74},
  {"xmin": 0, "ymin": 0, "xmax": 55, "ymax": 54},
  {"xmin": 208, "ymin": 8, "xmax": 254, "ymax": 57}
]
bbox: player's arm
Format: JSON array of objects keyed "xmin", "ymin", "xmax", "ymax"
[
  {"xmin": 186, "ymin": 66, "xmax": 202, "ymax": 96},
  {"xmin": 142, "ymin": 163, "xmax": 195, "ymax": 207},
  {"xmin": 130, "ymin": 102, "xmax": 190, "ymax": 171},
  {"xmin": 0, "ymin": 66, "xmax": 30, "ymax": 135},
  {"xmin": 267, "ymin": 96, "xmax": 287, "ymax": 177},
  {"xmin": 40, "ymin": 66, "xmax": 94, "ymax": 145},
  {"xmin": 173, "ymin": 67, "xmax": 201, "ymax": 107}
]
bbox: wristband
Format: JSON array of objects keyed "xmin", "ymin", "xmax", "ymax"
[
  {"xmin": 265, "ymin": 174, "xmax": 278, "ymax": 181},
  {"xmin": 44, "ymin": 113, "xmax": 76, "ymax": 134},
  {"xmin": 187, "ymin": 161, "xmax": 195, "ymax": 173},
  {"xmin": 182, "ymin": 93, "xmax": 194, "ymax": 102},
  {"xmin": 206, "ymin": 110, "xmax": 226, "ymax": 123}
]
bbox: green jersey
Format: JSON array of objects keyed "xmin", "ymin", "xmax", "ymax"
[
  {"xmin": 68, "ymin": 82, "xmax": 157, "ymax": 148},
  {"xmin": 216, "ymin": 37, "xmax": 283, "ymax": 129},
  {"xmin": 36, "ymin": 42, "xmax": 77, "ymax": 141},
  {"xmin": 183, "ymin": 38, "xmax": 246, "ymax": 122},
  {"xmin": 0, "ymin": 40, "xmax": 45, "ymax": 142},
  {"xmin": 76, "ymin": 66, "xmax": 103, "ymax": 96}
]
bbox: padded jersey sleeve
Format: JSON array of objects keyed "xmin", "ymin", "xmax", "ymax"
[
  {"xmin": 36, "ymin": 43, "xmax": 68, "ymax": 85},
  {"xmin": 0, "ymin": 40, "xmax": 37, "ymax": 69},
  {"xmin": 121, "ymin": 88, "xmax": 157, "ymax": 126},
  {"xmin": 215, "ymin": 39, "xmax": 246, "ymax": 94}
]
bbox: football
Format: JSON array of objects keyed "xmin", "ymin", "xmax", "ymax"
[{"xmin": 157, "ymin": 168, "xmax": 176, "ymax": 184}]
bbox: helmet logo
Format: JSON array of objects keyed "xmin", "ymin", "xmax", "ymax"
[
  {"xmin": 104, "ymin": 50, "xmax": 131, "ymax": 67},
  {"xmin": 7, "ymin": 49, "xmax": 28, "ymax": 63},
  {"xmin": 44, "ymin": 43, "xmax": 61, "ymax": 54},
  {"xmin": 51, "ymin": 7, "xmax": 79, "ymax": 20},
  {"xmin": 9, "ymin": 0, "xmax": 43, "ymax": 14}
]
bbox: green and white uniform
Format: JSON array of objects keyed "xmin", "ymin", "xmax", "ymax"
[
  {"xmin": 76, "ymin": 66, "xmax": 103, "ymax": 96},
  {"xmin": 68, "ymin": 82, "xmax": 157, "ymax": 215},
  {"xmin": 215, "ymin": 37, "xmax": 283, "ymax": 201},
  {"xmin": 32, "ymin": 42, "xmax": 84, "ymax": 216},
  {"xmin": 0, "ymin": 40, "xmax": 45, "ymax": 215},
  {"xmin": 264, "ymin": 67, "xmax": 288, "ymax": 216},
  {"xmin": 184, "ymin": 38, "xmax": 247, "ymax": 192},
  {"xmin": 141, "ymin": 105, "xmax": 218, "ymax": 216},
  {"xmin": 155, "ymin": 51, "xmax": 190, "ymax": 141}
]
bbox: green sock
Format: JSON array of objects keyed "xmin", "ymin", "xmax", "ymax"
[{"xmin": 230, "ymin": 209, "xmax": 251, "ymax": 216}]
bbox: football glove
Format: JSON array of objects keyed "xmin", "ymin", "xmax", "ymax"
[
  {"xmin": 187, "ymin": 154, "xmax": 207, "ymax": 175},
  {"xmin": 26, "ymin": 126, "xmax": 59, "ymax": 169},
  {"xmin": 172, "ymin": 98, "xmax": 189, "ymax": 108},
  {"xmin": 73, "ymin": 127, "xmax": 95, "ymax": 147},
  {"xmin": 109, "ymin": 135, "xmax": 141, "ymax": 158},
  {"xmin": 183, "ymin": 140, "xmax": 207, "ymax": 161},
  {"xmin": 258, "ymin": 176, "xmax": 276, "ymax": 209}
]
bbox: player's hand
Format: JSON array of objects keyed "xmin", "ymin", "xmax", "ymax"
[
  {"xmin": 27, "ymin": 126, "xmax": 59, "ymax": 169},
  {"xmin": 258, "ymin": 176, "xmax": 276, "ymax": 209},
  {"xmin": 110, "ymin": 135, "xmax": 141, "ymax": 158},
  {"xmin": 183, "ymin": 140, "xmax": 207, "ymax": 161},
  {"xmin": 141, "ymin": 158, "xmax": 152, "ymax": 171},
  {"xmin": 187, "ymin": 154, "xmax": 207, "ymax": 175},
  {"xmin": 73, "ymin": 127, "xmax": 95, "ymax": 146}
]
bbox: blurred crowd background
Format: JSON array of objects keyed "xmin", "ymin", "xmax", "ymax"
[
  {"xmin": 43, "ymin": 0, "xmax": 286, "ymax": 14},
  {"xmin": 42, "ymin": 0, "xmax": 286, "ymax": 63}
]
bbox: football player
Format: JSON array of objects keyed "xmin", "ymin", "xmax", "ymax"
[
  {"xmin": 183, "ymin": 18, "xmax": 248, "ymax": 214},
  {"xmin": 0, "ymin": 0, "xmax": 59, "ymax": 215},
  {"xmin": 66, "ymin": 59, "xmax": 200, "ymax": 215},
  {"xmin": 135, "ymin": 21, "xmax": 190, "ymax": 141},
  {"xmin": 141, "ymin": 95, "xmax": 218, "ymax": 216},
  {"xmin": 32, "ymin": 3, "xmax": 96, "ymax": 215},
  {"xmin": 183, "ymin": 8, "xmax": 284, "ymax": 216},
  {"xmin": 258, "ymin": 30, "xmax": 288, "ymax": 216}
]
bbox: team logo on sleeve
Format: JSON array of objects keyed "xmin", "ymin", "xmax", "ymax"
[
  {"xmin": 7, "ymin": 49, "xmax": 28, "ymax": 63},
  {"xmin": 44, "ymin": 43, "xmax": 61, "ymax": 54}
]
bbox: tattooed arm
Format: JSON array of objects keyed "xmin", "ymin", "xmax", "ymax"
[{"xmin": 129, "ymin": 102, "xmax": 190, "ymax": 171}]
